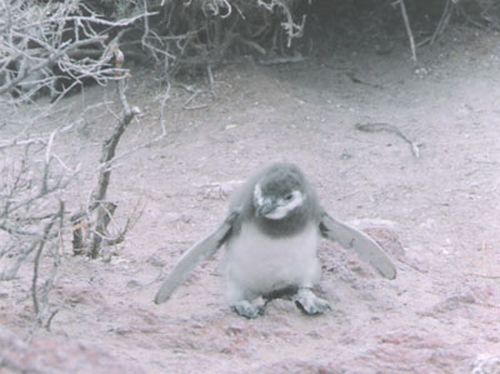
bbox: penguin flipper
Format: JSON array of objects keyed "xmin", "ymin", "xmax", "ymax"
[
  {"xmin": 154, "ymin": 212, "xmax": 238, "ymax": 304},
  {"xmin": 319, "ymin": 212, "xmax": 397, "ymax": 280}
]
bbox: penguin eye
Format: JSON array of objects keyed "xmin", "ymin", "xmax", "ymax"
[{"xmin": 284, "ymin": 193, "xmax": 294, "ymax": 201}]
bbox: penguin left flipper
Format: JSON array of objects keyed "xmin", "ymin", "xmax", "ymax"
[
  {"xmin": 319, "ymin": 211, "xmax": 397, "ymax": 280},
  {"xmin": 154, "ymin": 211, "xmax": 238, "ymax": 304}
]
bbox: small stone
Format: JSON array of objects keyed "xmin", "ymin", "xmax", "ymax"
[
  {"xmin": 126, "ymin": 280, "xmax": 141, "ymax": 289},
  {"xmin": 146, "ymin": 254, "xmax": 167, "ymax": 267}
]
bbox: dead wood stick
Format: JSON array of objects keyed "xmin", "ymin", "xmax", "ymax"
[
  {"xmin": 32, "ymin": 201, "xmax": 64, "ymax": 316},
  {"xmin": 207, "ymin": 65, "xmax": 215, "ymax": 94},
  {"xmin": 89, "ymin": 202, "xmax": 117, "ymax": 258},
  {"xmin": 89, "ymin": 47, "xmax": 137, "ymax": 257},
  {"xmin": 258, "ymin": 54, "xmax": 305, "ymax": 65},
  {"xmin": 89, "ymin": 80, "xmax": 136, "ymax": 258},
  {"xmin": 431, "ymin": 0, "xmax": 453, "ymax": 45},
  {"xmin": 355, "ymin": 122, "xmax": 421, "ymax": 158},
  {"xmin": 397, "ymin": 0, "xmax": 418, "ymax": 63}
]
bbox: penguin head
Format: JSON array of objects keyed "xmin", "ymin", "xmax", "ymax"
[{"xmin": 252, "ymin": 163, "xmax": 307, "ymax": 221}]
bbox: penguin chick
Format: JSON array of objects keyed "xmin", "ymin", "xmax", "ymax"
[
  {"xmin": 155, "ymin": 162, "xmax": 397, "ymax": 318},
  {"xmin": 224, "ymin": 162, "xmax": 328, "ymax": 318}
]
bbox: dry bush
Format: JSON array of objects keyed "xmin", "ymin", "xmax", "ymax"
[
  {"xmin": 125, "ymin": 0, "xmax": 312, "ymax": 79},
  {"xmin": 0, "ymin": 0, "xmax": 139, "ymax": 103},
  {"xmin": 0, "ymin": 120, "xmax": 71, "ymax": 328},
  {"xmin": 0, "ymin": 0, "xmax": 147, "ymax": 328},
  {"xmin": 75, "ymin": 0, "xmax": 498, "ymax": 80},
  {"xmin": 3, "ymin": 0, "xmax": 496, "ymax": 92}
]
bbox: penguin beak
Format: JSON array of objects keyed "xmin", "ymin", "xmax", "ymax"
[{"xmin": 256, "ymin": 202, "xmax": 275, "ymax": 217}]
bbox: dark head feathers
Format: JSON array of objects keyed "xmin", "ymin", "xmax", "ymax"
[
  {"xmin": 229, "ymin": 162, "xmax": 321, "ymax": 237},
  {"xmin": 257, "ymin": 163, "xmax": 307, "ymax": 198}
]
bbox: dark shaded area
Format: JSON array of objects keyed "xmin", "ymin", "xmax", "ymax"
[
  {"xmin": 4, "ymin": 0, "xmax": 498, "ymax": 101},
  {"xmin": 91, "ymin": 0, "xmax": 498, "ymax": 73},
  {"xmin": 302, "ymin": 0, "xmax": 497, "ymax": 56}
]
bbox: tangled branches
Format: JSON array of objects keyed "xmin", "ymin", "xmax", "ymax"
[
  {"xmin": 0, "ymin": 123, "xmax": 73, "ymax": 328},
  {"xmin": 3, "ymin": 0, "xmax": 497, "ymax": 95},
  {"xmin": 137, "ymin": 0, "xmax": 309, "ymax": 79},
  {"xmin": 0, "ymin": 0, "xmax": 152, "ymax": 329},
  {"xmin": 0, "ymin": 0, "xmax": 142, "ymax": 103}
]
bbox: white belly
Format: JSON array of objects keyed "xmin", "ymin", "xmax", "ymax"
[{"xmin": 225, "ymin": 223, "xmax": 321, "ymax": 300}]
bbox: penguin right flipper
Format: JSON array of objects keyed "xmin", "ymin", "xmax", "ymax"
[
  {"xmin": 154, "ymin": 211, "xmax": 238, "ymax": 304},
  {"xmin": 319, "ymin": 211, "xmax": 397, "ymax": 280}
]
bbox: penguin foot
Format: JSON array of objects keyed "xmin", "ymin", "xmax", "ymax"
[
  {"xmin": 293, "ymin": 288, "xmax": 330, "ymax": 316},
  {"xmin": 231, "ymin": 300, "xmax": 265, "ymax": 319}
]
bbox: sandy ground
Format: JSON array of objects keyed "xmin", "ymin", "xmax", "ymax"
[{"xmin": 1, "ymin": 27, "xmax": 500, "ymax": 373}]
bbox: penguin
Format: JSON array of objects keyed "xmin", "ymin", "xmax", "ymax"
[{"xmin": 154, "ymin": 162, "xmax": 396, "ymax": 318}]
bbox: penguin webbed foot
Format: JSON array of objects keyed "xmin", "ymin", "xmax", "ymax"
[
  {"xmin": 293, "ymin": 288, "xmax": 331, "ymax": 315},
  {"xmin": 231, "ymin": 300, "xmax": 265, "ymax": 319}
]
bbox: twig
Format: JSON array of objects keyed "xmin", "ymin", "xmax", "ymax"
[
  {"xmin": 0, "ymin": 241, "xmax": 38, "ymax": 281},
  {"xmin": 44, "ymin": 309, "xmax": 59, "ymax": 331},
  {"xmin": 158, "ymin": 83, "xmax": 170, "ymax": 139},
  {"xmin": 32, "ymin": 201, "xmax": 64, "ymax": 317},
  {"xmin": 0, "ymin": 137, "xmax": 47, "ymax": 151},
  {"xmin": 456, "ymin": 3, "xmax": 488, "ymax": 29},
  {"xmin": 0, "ymin": 224, "xmax": 42, "ymax": 237},
  {"xmin": 88, "ymin": 47, "xmax": 139, "ymax": 258},
  {"xmin": 396, "ymin": 0, "xmax": 418, "ymax": 63},
  {"xmin": 258, "ymin": 53, "xmax": 305, "ymax": 65},
  {"xmin": 89, "ymin": 84, "xmax": 136, "ymax": 257},
  {"xmin": 207, "ymin": 64, "xmax": 215, "ymax": 94},
  {"xmin": 355, "ymin": 122, "xmax": 421, "ymax": 158},
  {"xmin": 89, "ymin": 202, "xmax": 116, "ymax": 257},
  {"xmin": 184, "ymin": 89, "xmax": 203, "ymax": 108},
  {"xmin": 104, "ymin": 202, "xmax": 143, "ymax": 246},
  {"xmin": 92, "ymin": 82, "xmax": 135, "ymax": 206},
  {"xmin": 94, "ymin": 76, "xmax": 167, "ymax": 169},
  {"xmin": 257, "ymin": 0, "xmax": 306, "ymax": 48},
  {"xmin": 431, "ymin": 0, "xmax": 454, "ymax": 45},
  {"xmin": 346, "ymin": 71, "xmax": 383, "ymax": 89}
]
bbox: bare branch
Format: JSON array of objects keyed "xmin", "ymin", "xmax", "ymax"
[
  {"xmin": 0, "ymin": 36, "xmax": 107, "ymax": 96},
  {"xmin": 395, "ymin": 0, "xmax": 418, "ymax": 63},
  {"xmin": 32, "ymin": 201, "xmax": 64, "ymax": 316}
]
